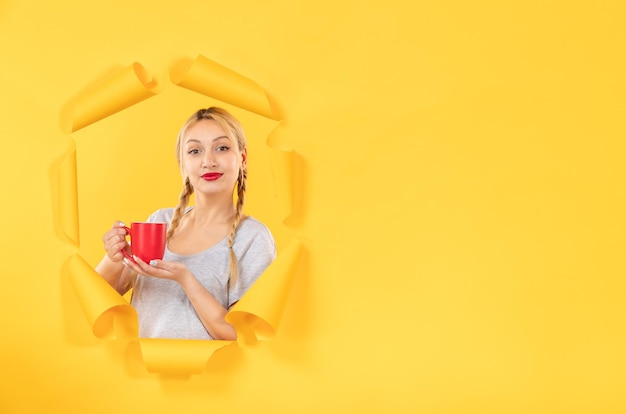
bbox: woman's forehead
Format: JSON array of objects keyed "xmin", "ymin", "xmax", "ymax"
[{"xmin": 184, "ymin": 119, "xmax": 230, "ymax": 142}]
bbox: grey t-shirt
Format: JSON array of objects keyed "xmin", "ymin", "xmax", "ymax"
[{"xmin": 131, "ymin": 208, "xmax": 276, "ymax": 340}]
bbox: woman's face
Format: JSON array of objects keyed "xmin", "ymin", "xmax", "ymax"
[{"xmin": 182, "ymin": 119, "xmax": 246, "ymax": 197}]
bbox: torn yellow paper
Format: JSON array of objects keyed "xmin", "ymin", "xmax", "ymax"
[
  {"xmin": 268, "ymin": 147, "xmax": 295, "ymax": 221},
  {"xmin": 63, "ymin": 55, "xmax": 300, "ymax": 375},
  {"xmin": 60, "ymin": 62, "xmax": 159, "ymax": 133},
  {"xmin": 136, "ymin": 338, "xmax": 234, "ymax": 375},
  {"xmin": 50, "ymin": 146, "xmax": 79, "ymax": 245},
  {"xmin": 227, "ymin": 238, "xmax": 302, "ymax": 341},
  {"xmin": 68, "ymin": 254, "xmax": 137, "ymax": 340},
  {"xmin": 170, "ymin": 55, "xmax": 278, "ymax": 120}
]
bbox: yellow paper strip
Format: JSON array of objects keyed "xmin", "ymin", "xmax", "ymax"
[
  {"xmin": 50, "ymin": 146, "xmax": 79, "ymax": 245},
  {"xmin": 61, "ymin": 62, "xmax": 159, "ymax": 132},
  {"xmin": 269, "ymin": 147, "xmax": 295, "ymax": 221},
  {"xmin": 227, "ymin": 238, "xmax": 303, "ymax": 341},
  {"xmin": 170, "ymin": 55, "xmax": 278, "ymax": 120},
  {"xmin": 68, "ymin": 254, "xmax": 137, "ymax": 340},
  {"xmin": 137, "ymin": 338, "xmax": 233, "ymax": 375},
  {"xmin": 66, "ymin": 56, "xmax": 302, "ymax": 374}
]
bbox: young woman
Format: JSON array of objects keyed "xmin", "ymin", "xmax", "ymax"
[{"xmin": 95, "ymin": 107, "xmax": 276, "ymax": 340}]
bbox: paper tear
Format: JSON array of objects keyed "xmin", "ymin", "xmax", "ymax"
[
  {"xmin": 68, "ymin": 254, "xmax": 137, "ymax": 340},
  {"xmin": 50, "ymin": 145, "xmax": 79, "ymax": 246},
  {"xmin": 137, "ymin": 338, "xmax": 233, "ymax": 375},
  {"xmin": 227, "ymin": 238, "xmax": 302, "ymax": 341},
  {"xmin": 170, "ymin": 55, "xmax": 278, "ymax": 120},
  {"xmin": 63, "ymin": 55, "xmax": 301, "ymax": 375},
  {"xmin": 269, "ymin": 147, "xmax": 295, "ymax": 221},
  {"xmin": 60, "ymin": 62, "xmax": 159, "ymax": 133}
]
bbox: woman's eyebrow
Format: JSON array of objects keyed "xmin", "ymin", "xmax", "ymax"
[{"xmin": 185, "ymin": 136, "xmax": 229, "ymax": 144}]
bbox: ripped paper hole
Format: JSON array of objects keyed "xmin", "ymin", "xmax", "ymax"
[{"xmin": 57, "ymin": 55, "xmax": 301, "ymax": 374}]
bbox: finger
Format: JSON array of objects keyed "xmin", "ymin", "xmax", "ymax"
[
  {"xmin": 103, "ymin": 230, "xmax": 126, "ymax": 246},
  {"xmin": 132, "ymin": 255, "xmax": 153, "ymax": 272},
  {"xmin": 123, "ymin": 258, "xmax": 142, "ymax": 273},
  {"xmin": 107, "ymin": 241, "xmax": 130, "ymax": 261},
  {"xmin": 110, "ymin": 244, "xmax": 128, "ymax": 259},
  {"xmin": 108, "ymin": 223, "xmax": 127, "ymax": 237},
  {"xmin": 132, "ymin": 256, "xmax": 173, "ymax": 278},
  {"xmin": 148, "ymin": 259, "xmax": 163, "ymax": 268},
  {"xmin": 106, "ymin": 239, "xmax": 127, "ymax": 252},
  {"xmin": 104, "ymin": 232, "xmax": 128, "ymax": 249}
]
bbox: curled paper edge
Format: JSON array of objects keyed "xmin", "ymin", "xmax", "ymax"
[
  {"xmin": 60, "ymin": 62, "xmax": 160, "ymax": 133},
  {"xmin": 266, "ymin": 121, "xmax": 296, "ymax": 222},
  {"xmin": 170, "ymin": 55, "xmax": 279, "ymax": 120},
  {"xmin": 64, "ymin": 56, "xmax": 301, "ymax": 374},
  {"xmin": 68, "ymin": 254, "xmax": 137, "ymax": 340},
  {"xmin": 50, "ymin": 145, "xmax": 79, "ymax": 246},
  {"xmin": 227, "ymin": 238, "xmax": 303, "ymax": 342},
  {"xmin": 136, "ymin": 338, "xmax": 234, "ymax": 375},
  {"xmin": 269, "ymin": 147, "xmax": 295, "ymax": 221}
]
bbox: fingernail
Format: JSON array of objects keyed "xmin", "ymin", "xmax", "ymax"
[
  {"xmin": 133, "ymin": 255, "xmax": 139, "ymax": 262},
  {"xmin": 119, "ymin": 222, "xmax": 126, "ymax": 227},
  {"xmin": 123, "ymin": 258, "xmax": 129, "ymax": 266},
  {"xmin": 149, "ymin": 260, "xmax": 157, "ymax": 266}
]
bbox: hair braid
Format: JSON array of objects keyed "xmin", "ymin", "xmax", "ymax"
[
  {"xmin": 227, "ymin": 166, "xmax": 247, "ymax": 289},
  {"xmin": 174, "ymin": 107, "xmax": 249, "ymax": 291},
  {"xmin": 166, "ymin": 176, "xmax": 194, "ymax": 241}
]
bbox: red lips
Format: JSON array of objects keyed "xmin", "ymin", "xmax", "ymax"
[{"xmin": 201, "ymin": 173, "xmax": 223, "ymax": 181}]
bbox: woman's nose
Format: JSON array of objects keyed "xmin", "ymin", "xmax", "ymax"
[{"xmin": 202, "ymin": 153, "xmax": 216, "ymax": 168}]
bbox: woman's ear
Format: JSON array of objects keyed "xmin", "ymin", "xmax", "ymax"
[{"xmin": 240, "ymin": 147, "xmax": 248, "ymax": 168}]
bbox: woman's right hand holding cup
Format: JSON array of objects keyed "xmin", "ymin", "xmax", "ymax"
[{"xmin": 102, "ymin": 221, "xmax": 129, "ymax": 263}]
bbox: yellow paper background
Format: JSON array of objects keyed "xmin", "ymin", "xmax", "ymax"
[{"xmin": 1, "ymin": 1, "xmax": 625, "ymax": 413}]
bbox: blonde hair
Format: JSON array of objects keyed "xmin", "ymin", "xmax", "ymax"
[{"xmin": 167, "ymin": 107, "xmax": 248, "ymax": 289}]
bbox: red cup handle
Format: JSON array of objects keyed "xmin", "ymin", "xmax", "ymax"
[{"xmin": 120, "ymin": 225, "xmax": 136, "ymax": 264}]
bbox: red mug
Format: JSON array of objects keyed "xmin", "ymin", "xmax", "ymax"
[{"xmin": 121, "ymin": 222, "xmax": 167, "ymax": 264}]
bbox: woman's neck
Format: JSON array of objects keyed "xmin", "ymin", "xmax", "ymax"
[{"xmin": 188, "ymin": 193, "xmax": 236, "ymax": 226}]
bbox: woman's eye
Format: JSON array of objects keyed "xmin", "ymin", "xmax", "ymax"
[
  {"xmin": 216, "ymin": 146, "xmax": 230, "ymax": 152},
  {"xmin": 188, "ymin": 149, "xmax": 200, "ymax": 155}
]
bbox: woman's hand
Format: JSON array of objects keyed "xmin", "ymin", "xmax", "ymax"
[
  {"xmin": 125, "ymin": 255, "xmax": 237, "ymax": 340},
  {"xmin": 124, "ymin": 256, "xmax": 191, "ymax": 284},
  {"xmin": 102, "ymin": 221, "xmax": 129, "ymax": 262}
]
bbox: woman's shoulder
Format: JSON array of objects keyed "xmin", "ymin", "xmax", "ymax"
[
  {"xmin": 238, "ymin": 216, "xmax": 274, "ymax": 241},
  {"xmin": 147, "ymin": 208, "xmax": 177, "ymax": 224},
  {"xmin": 236, "ymin": 216, "xmax": 276, "ymax": 258}
]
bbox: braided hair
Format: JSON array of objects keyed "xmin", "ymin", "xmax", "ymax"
[{"xmin": 167, "ymin": 107, "xmax": 248, "ymax": 289}]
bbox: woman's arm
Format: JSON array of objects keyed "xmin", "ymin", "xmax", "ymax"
[
  {"xmin": 124, "ymin": 257, "xmax": 236, "ymax": 340},
  {"xmin": 95, "ymin": 255, "xmax": 135, "ymax": 296},
  {"xmin": 177, "ymin": 268, "xmax": 237, "ymax": 340},
  {"xmin": 95, "ymin": 221, "xmax": 134, "ymax": 295}
]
